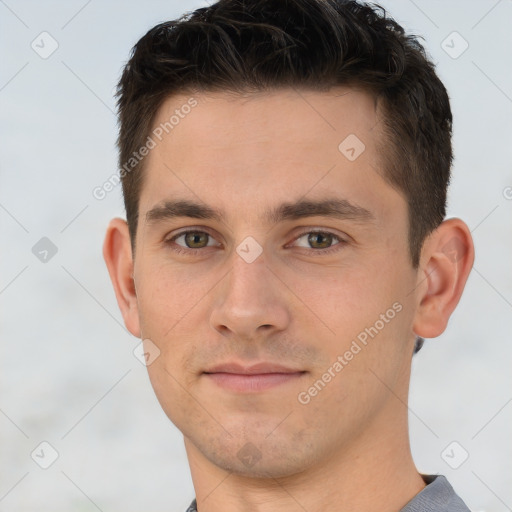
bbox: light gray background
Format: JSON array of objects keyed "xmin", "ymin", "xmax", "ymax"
[{"xmin": 1, "ymin": 1, "xmax": 511, "ymax": 511}]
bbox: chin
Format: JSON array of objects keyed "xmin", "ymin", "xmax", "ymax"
[{"xmin": 188, "ymin": 428, "xmax": 320, "ymax": 480}]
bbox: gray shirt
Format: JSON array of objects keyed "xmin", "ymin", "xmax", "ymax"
[{"xmin": 184, "ymin": 474, "xmax": 471, "ymax": 512}]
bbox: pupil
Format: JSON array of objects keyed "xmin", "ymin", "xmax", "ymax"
[
  {"xmin": 309, "ymin": 232, "xmax": 331, "ymax": 248},
  {"xmin": 187, "ymin": 232, "xmax": 206, "ymax": 248}
]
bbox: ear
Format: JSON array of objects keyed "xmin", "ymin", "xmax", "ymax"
[
  {"xmin": 103, "ymin": 217, "xmax": 141, "ymax": 338},
  {"xmin": 412, "ymin": 218, "xmax": 475, "ymax": 339}
]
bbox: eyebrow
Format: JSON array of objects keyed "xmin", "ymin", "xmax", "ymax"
[{"xmin": 145, "ymin": 198, "xmax": 376, "ymax": 226}]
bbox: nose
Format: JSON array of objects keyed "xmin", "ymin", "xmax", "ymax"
[{"xmin": 209, "ymin": 246, "xmax": 291, "ymax": 341}]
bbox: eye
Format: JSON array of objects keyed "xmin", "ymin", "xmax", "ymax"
[
  {"xmin": 165, "ymin": 230, "xmax": 221, "ymax": 254},
  {"xmin": 164, "ymin": 228, "xmax": 346, "ymax": 256},
  {"xmin": 291, "ymin": 230, "xmax": 345, "ymax": 254}
]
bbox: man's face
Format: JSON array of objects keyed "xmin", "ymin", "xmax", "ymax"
[{"xmin": 132, "ymin": 87, "xmax": 420, "ymax": 477}]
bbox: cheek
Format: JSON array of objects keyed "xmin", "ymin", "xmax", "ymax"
[
  {"xmin": 295, "ymin": 259, "xmax": 412, "ymax": 380},
  {"xmin": 282, "ymin": 259, "xmax": 389, "ymax": 335},
  {"xmin": 145, "ymin": 356, "xmax": 201, "ymax": 430},
  {"xmin": 135, "ymin": 262, "xmax": 207, "ymax": 407},
  {"xmin": 136, "ymin": 260, "xmax": 207, "ymax": 337}
]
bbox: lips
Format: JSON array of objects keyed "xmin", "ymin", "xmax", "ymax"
[
  {"xmin": 203, "ymin": 362, "xmax": 306, "ymax": 392},
  {"xmin": 204, "ymin": 362, "xmax": 304, "ymax": 375}
]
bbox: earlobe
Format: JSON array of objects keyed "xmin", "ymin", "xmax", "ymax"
[
  {"xmin": 412, "ymin": 218, "xmax": 475, "ymax": 339},
  {"xmin": 102, "ymin": 217, "xmax": 141, "ymax": 338}
]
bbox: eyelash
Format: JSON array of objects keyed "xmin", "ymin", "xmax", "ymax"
[{"xmin": 164, "ymin": 228, "xmax": 346, "ymax": 256}]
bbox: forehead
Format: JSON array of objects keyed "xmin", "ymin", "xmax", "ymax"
[
  {"xmin": 152, "ymin": 86, "xmax": 380, "ymax": 155},
  {"xmin": 139, "ymin": 86, "xmax": 403, "ymax": 228}
]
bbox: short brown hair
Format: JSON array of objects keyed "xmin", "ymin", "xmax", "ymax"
[{"xmin": 116, "ymin": 0, "xmax": 453, "ymax": 269}]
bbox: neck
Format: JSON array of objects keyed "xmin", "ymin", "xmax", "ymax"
[{"xmin": 184, "ymin": 400, "xmax": 426, "ymax": 512}]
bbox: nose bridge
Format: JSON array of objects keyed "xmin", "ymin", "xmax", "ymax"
[
  {"xmin": 224, "ymin": 245, "xmax": 273, "ymax": 313},
  {"xmin": 210, "ymin": 243, "xmax": 290, "ymax": 337}
]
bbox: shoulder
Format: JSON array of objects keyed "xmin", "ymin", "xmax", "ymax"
[
  {"xmin": 400, "ymin": 474, "xmax": 471, "ymax": 512},
  {"xmin": 184, "ymin": 498, "xmax": 197, "ymax": 512}
]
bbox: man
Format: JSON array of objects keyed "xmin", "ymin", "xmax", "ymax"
[{"xmin": 103, "ymin": 0, "xmax": 474, "ymax": 510}]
